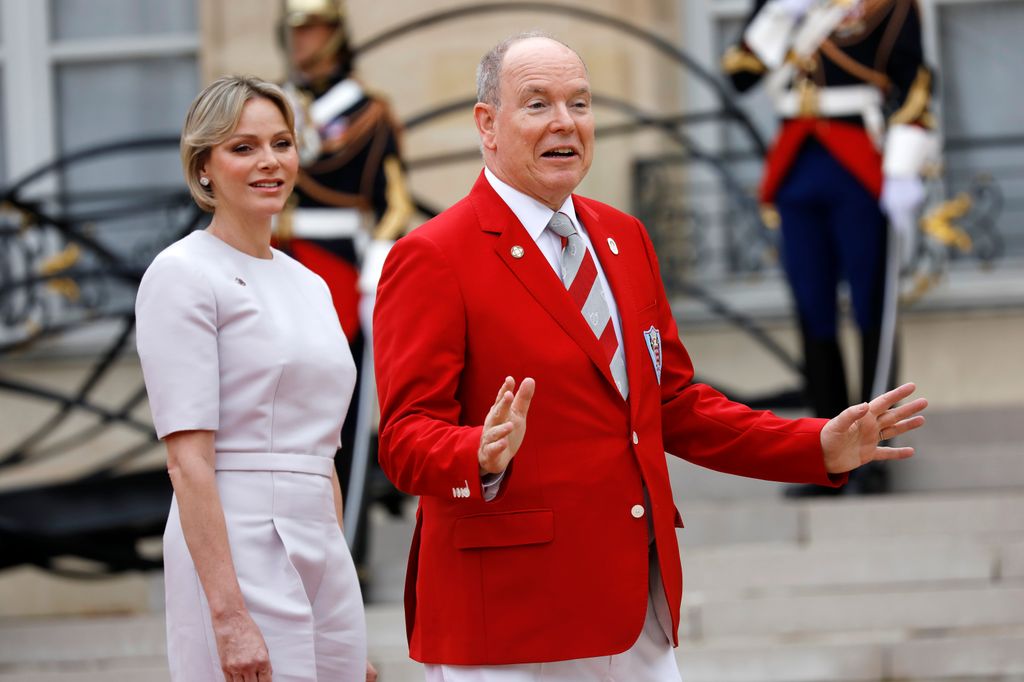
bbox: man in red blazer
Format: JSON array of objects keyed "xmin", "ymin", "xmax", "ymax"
[{"xmin": 373, "ymin": 32, "xmax": 927, "ymax": 681}]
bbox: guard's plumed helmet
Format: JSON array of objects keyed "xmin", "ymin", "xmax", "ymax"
[
  {"xmin": 281, "ymin": 0, "xmax": 352, "ymax": 79},
  {"xmin": 283, "ymin": 0, "xmax": 345, "ymax": 28}
]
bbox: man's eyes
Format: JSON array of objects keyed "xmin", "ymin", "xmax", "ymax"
[{"xmin": 524, "ymin": 100, "xmax": 590, "ymax": 110}]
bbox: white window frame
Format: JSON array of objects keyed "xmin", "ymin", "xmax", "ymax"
[{"xmin": 0, "ymin": 0, "xmax": 198, "ymax": 186}]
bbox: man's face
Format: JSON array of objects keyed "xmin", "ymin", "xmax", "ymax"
[{"xmin": 475, "ymin": 38, "xmax": 595, "ymax": 210}]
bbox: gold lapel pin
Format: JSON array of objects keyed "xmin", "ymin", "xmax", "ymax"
[
  {"xmin": 607, "ymin": 238, "xmax": 619, "ymax": 255},
  {"xmin": 510, "ymin": 245, "xmax": 525, "ymax": 259}
]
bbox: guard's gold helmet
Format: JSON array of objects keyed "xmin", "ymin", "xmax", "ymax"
[
  {"xmin": 281, "ymin": 0, "xmax": 352, "ymax": 79},
  {"xmin": 283, "ymin": 0, "xmax": 345, "ymax": 28}
]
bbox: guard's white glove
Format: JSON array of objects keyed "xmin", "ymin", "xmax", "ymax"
[
  {"xmin": 358, "ymin": 239, "xmax": 393, "ymax": 296},
  {"xmin": 880, "ymin": 175, "xmax": 925, "ymax": 267},
  {"xmin": 357, "ymin": 239, "xmax": 394, "ymax": 339},
  {"xmin": 773, "ymin": 0, "xmax": 819, "ymax": 18},
  {"xmin": 747, "ymin": 0, "xmax": 824, "ymax": 67}
]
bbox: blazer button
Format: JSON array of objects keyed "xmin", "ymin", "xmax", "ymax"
[
  {"xmin": 631, "ymin": 504, "xmax": 645, "ymax": 519},
  {"xmin": 632, "ymin": 431, "xmax": 639, "ymax": 445}
]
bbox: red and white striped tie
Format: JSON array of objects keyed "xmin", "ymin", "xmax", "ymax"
[{"xmin": 547, "ymin": 211, "xmax": 628, "ymax": 398}]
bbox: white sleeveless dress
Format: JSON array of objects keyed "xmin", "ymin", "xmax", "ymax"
[{"xmin": 136, "ymin": 229, "xmax": 366, "ymax": 681}]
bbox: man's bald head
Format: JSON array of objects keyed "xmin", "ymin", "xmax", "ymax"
[{"xmin": 476, "ymin": 32, "xmax": 588, "ymax": 108}]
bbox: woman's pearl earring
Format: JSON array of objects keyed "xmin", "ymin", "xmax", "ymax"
[{"xmin": 199, "ymin": 176, "xmax": 210, "ymax": 187}]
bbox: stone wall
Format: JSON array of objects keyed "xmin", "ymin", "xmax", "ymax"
[{"xmin": 198, "ymin": 0, "xmax": 683, "ymax": 217}]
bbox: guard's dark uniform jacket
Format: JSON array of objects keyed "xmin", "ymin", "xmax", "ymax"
[
  {"xmin": 279, "ymin": 74, "xmax": 413, "ymax": 341},
  {"xmin": 278, "ymin": 72, "xmax": 414, "ymax": 550},
  {"xmin": 723, "ymin": 0, "xmax": 937, "ymax": 203},
  {"xmin": 721, "ymin": 0, "xmax": 939, "ymax": 443}
]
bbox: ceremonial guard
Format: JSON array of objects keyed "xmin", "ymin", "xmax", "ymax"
[
  {"xmin": 278, "ymin": 0, "xmax": 414, "ymax": 557},
  {"xmin": 723, "ymin": 0, "xmax": 939, "ymax": 493}
]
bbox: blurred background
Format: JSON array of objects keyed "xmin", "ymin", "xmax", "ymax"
[{"xmin": 1, "ymin": 0, "xmax": 1022, "ymax": 680}]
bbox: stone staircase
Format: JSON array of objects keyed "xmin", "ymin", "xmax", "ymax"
[{"xmin": 1, "ymin": 406, "xmax": 1022, "ymax": 681}]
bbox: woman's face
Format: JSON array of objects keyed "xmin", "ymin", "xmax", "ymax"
[{"xmin": 201, "ymin": 97, "xmax": 298, "ymax": 220}]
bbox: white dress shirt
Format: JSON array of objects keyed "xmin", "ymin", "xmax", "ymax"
[{"xmin": 484, "ymin": 167, "xmax": 625, "ymax": 352}]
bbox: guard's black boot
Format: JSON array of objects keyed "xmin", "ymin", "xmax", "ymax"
[
  {"xmin": 804, "ymin": 336, "xmax": 850, "ymax": 418},
  {"xmin": 843, "ymin": 459, "xmax": 891, "ymax": 495},
  {"xmin": 846, "ymin": 327, "xmax": 895, "ymax": 495},
  {"xmin": 859, "ymin": 326, "xmax": 898, "ymax": 404},
  {"xmin": 786, "ymin": 336, "xmax": 850, "ymax": 498}
]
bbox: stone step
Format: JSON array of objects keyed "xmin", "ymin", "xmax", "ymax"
[
  {"xmin": 0, "ymin": 608, "xmax": 411, "ymax": 664},
  {"xmin": 0, "ymin": 667, "xmax": 169, "ymax": 682},
  {"xmin": 802, "ymin": 492, "xmax": 1024, "ymax": 542},
  {"xmin": 0, "ymin": 615, "xmax": 165, "ymax": 666},
  {"xmin": 2, "ymin": 611, "xmax": 1022, "ymax": 682},
  {"xmin": 1005, "ymin": 541, "xmax": 1024, "ymax": 579},
  {"xmin": 668, "ymin": 446, "xmax": 1024, "ymax": 502},
  {"xmin": 681, "ymin": 537, "xmax": 1000, "ymax": 593},
  {"xmin": 681, "ymin": 491, "xmax": 1024, "ymax": 548},
  {"xmin": 892, "ymin": 442, "xmax": 1024, "ymax": 493},
  {"xmin": 677, "ymin": 498, "xmax": 801, "ymax": 546},
  {"xmin": 365, "ymin": 505, "xmax": 417, "ymax": 604},
  {"xmin": 890, "ymin": 632, "xmax": 1024, "ymax": 680},
  {"xmin": 666, "ymin": 404, "xmax": 1024, "ymax": 501},
  {"xmin": 0, "ymin": 567, "xmax": 162, "ymax": 619},
  {"xmin": 668, "ymin": 455, "xmax": 787, "ymax": 501},
  {"xmin": 675, "ymin": 631, "xmax": 1024, "ymax": 682},
  {"xmin": 669, "ymin": 441, "xmax": 1024, "ymax": 500},
  {"xmin": 688, "ymin": 585, "xmax": 1024, "ymax": 639},
  {"xmin": 902, "ymin": 405, "xmax": 1024, "ymax": 449},
  {"xmin": 676, "ymin": 637, "xmax": 885, "ymax": 682}
]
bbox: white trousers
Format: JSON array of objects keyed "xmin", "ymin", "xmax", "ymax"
[
  {"xmin": 424, "ymin": 551, "xmax": 681, "ymax": 682},
  {"xmin": 164, "ymin": 466, "xmax": 367, "ymax": 681}
]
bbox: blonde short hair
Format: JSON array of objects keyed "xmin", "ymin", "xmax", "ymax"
[{"xmin": 180, "ymin": 76, "xmax": 296, "ymax": 212}]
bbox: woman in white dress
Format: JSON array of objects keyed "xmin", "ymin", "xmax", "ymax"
[{"xmin": 136, "ymin": 76, "xmax": 373, "ymax": 682}]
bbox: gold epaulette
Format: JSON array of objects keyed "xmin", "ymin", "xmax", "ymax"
[
  {"xmin": 890, "ymin": 67, "xmax": 934, "ymax": 128},
  {"xmin": 721, "ymin": 45, "xmax": 767, "ymax": 75},
  {"xmin": 921, "ymin": 193, "xmax": 973, "ymax": 253}
]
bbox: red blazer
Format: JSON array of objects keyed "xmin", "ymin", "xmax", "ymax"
[{"xmin": 373, "ymin": 172, "xmax": 840, "ymax": 665}]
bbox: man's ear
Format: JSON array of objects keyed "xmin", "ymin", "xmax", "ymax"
[{"xmin": 474, "ymin": 102, "xmax": 498, "ymax": 151}]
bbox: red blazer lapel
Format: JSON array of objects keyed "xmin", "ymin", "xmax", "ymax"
[{"xmin": 468, "ymin": 174, "xmax": 620, "ymax": 393}]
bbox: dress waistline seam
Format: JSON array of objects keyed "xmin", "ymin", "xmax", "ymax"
[{"xmin": 215, "ymin": 452, "xmax": 334, "ymax": 477}]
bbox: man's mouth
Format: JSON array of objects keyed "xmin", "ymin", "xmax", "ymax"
[{"xmin": 541, "ymin": 147, "xmax": 578, "ymax": 159}]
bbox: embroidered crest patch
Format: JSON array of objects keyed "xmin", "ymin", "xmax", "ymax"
[{"xmin": 643, "ymin": 326, "xmax": 662, "ymax": 384}]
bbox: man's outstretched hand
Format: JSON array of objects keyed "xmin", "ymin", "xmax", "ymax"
[
  {"xmin": 821, "ymin": 382, "xmax": 928, "ymax": 474},
  {"xmin": 479, "ymin": 376, "xmax": 536, "ymax": 475}
]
